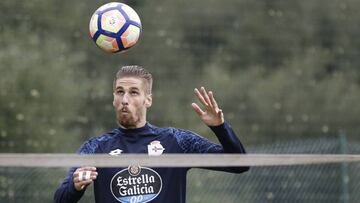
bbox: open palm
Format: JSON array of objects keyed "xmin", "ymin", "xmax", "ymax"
[{"xmin": 191, "ymin": 87, "xmax": 224, "ymax": 126}]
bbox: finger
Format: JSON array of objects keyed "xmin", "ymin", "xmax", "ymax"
[
  {"xmin": 82, "ymin": 179, "xmax": 93, "ymax": 185},
  {"xmin": 208, "ymin": 91, "xmax": 219, "ymax": 109},
  {"xmin": 77, "ymin": 171, "xmax": 86, "ymax": 182},
  {"xmin": 74, "ymin": 166, "xmax": 96, "ymax": 175},
  {"xmin": 78, "ymin": 171, "xmax": 90, "ymax": 181},
  {"xmin": 73, "ymin": 169, "xmax": 96, "ymax": 191},
  {"xmin": 78, "ymin": 170, "xmax": 98, "ymax": 181},
  {"xmin": 200, "ymin": 87, "xmax": 212, "ymax": 107},
  {"xmin": 218, "ymin": 109, "xmax": 224, "ymax": 120},
  {"xmin": 191, "ymin": 103, "xmax": 204, "ymax": 116},
  {"xmin": 89, "ymin": 171, "xmax": 98, "ymax": 180},
  {"xmin": 194, "ymin": 88, "xmax": 208, "ymax": 107},
  {"xmin": 84, "ymin": 170, "xmax": 91, "ymax": 180},
  {"xmin": 77, "ymin": 179, "xmax": 94, "ymax": 191},
  {"xmin": 76, "ymin": 173, "xmax": 97, "ymax": 183},
  {"xmin": 79, "ymin": 166, "xmax": 97, "ymax": 171},
  {"xmin": 90, "ymin": 172, "xmax": 98, "ymax": 180}
]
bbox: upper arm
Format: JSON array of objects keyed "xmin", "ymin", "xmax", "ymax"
[{"xmin": 173, "ymin": 128, "xmax": 223, "ymax": 153}]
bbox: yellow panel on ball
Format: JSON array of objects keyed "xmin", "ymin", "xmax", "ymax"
[
  {"xmin": 121, "ymin": 25, "xmax": 140, "ymax": 48},
  {"xmin": 96, "ymin": 34, "xmax": 119, "ymax": 53},
  {"xmin": 89, "ymin": 14, "xmax": 98, "ymax": 38},
  {"xmin": 101, "ymin": 10, "xmax": 125, "ymax": 34}
]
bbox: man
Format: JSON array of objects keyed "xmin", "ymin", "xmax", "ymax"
[{"xmin": 54, "ymin": 65, "xmax": 249, "ymax": 203}]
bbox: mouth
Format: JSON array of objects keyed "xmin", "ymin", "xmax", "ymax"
[{"xmin": 120, "ymin": 107, "xmax": 130, "ymax": 114}]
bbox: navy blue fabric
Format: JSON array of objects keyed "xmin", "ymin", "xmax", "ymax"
[{"xmin": 54, "ymin": 122, "xmax": 249, "ymax": 203}]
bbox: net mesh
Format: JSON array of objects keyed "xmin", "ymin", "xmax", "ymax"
[
  {"xmin": 1, "ymin": 137, "xmax": 359, "ymax": 203},
  {"xmin": 187, "ymin": 137, "xmax": 360, "ymax": 203}
]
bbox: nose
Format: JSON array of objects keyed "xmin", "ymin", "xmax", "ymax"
[{"xmin": 121, "ymin": 93, "xmax": 129, "ymax": 105}]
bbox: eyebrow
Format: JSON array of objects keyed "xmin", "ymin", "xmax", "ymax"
[{"xmin": 115, "ymin": 86, "xmax": 140, "ymax": 91}]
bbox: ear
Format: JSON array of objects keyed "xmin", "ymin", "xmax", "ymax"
[
  {"xmin": 112, "ymin": 92, "xmax": 116, "ymax": 107},
  {"xmin": 145, "ymin": 94, "xmax": 152, "ymax": 108}
]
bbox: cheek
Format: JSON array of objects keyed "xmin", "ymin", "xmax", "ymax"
[
  {"xmin": 113, "ymin": 96, "xmax": 120, "ymax": 107},
  {"xmin": 134, "ymin": 100, "xmax": 143, "ymax": 108}
]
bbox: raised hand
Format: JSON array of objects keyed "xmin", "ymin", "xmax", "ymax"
[{"xmin": 191, "ymin": 87, "xmax": 224, "ymax": 126}]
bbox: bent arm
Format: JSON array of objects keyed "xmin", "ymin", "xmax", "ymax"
[
  {"xmin": 190, "ymin": 87, "xmax": 249, "ymax": 173},
  {"xmin": 54, "ymin": 167, "xmax": 85, "ymax": 203},
  {"xmin": 209, "ymin": 122, "xmax": 246, "ymax": 154},
  {"xmin": 208, "ymin": 122, "xmax": 249, "ymax": 173},
  {"xmin": 175, "ymin": 122, "xmax": 249, "ymax": 173},
  {"xmin": 54, "ymin": 139, "xmax": 98, "ymax": 203}
]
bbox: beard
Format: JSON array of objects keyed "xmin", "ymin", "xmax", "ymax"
[{"xmin": 115, "ymin": 109, "xmax": 143, "ymax": 129}]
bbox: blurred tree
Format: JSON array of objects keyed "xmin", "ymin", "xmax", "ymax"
[
  {"xmin": 2, "ymin": 0, "xmax": 360, "ymax": 202},
  {"xmin": 1, "ymin": 0, "xmax": 360, "ymax": 152}
]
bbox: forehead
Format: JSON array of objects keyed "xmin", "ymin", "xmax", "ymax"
[{"xmin": 115, "ymin": 77, "xmax": 145, "ymax": 89}]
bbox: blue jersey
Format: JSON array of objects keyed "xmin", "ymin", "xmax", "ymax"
[{"xmin": 54, "ymin": 122, "xmax": 249, "ymax": 203}]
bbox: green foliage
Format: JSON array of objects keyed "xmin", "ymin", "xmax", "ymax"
[
  {"xmin": 1, "ymin": 0, "xmax": 360, "ymax": 202},
  {"xmin": 1, "ymin": 0, "xmax": 360, "ymax": 152},
  {"xmin": 0, "ymin": 31, "xmax": 87, "ymax": 152}
]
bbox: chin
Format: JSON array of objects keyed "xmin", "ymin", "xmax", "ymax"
[
  {"xmin": 120, "ymin": 121, "xmax": 134, "ymax": 128},
  {"xmin": 119, "ymin": 118, "xmax": 137, "ymax": 129}
]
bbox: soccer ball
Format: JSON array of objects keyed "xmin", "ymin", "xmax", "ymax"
[{"xmin": 89, "ymin": 2, "xmax": 142, "ymax": 53}]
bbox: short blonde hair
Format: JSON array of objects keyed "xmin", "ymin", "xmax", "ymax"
[{"xmin": 113, "ymin": 65, "xmax": 153, "ymax": 94}]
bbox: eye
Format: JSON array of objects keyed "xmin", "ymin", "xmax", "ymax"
[
  {"xmin": 130, "ymin": 91, "xmax": 139, "ymax": 95},
  {"xmin": 116, "ymin": 90, "xmax": 124, "ymax": 95}
]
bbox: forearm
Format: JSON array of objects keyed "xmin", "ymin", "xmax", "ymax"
[
  {"xmin": 209, "ymin": 122, "xmax": 246, "ymax": 154},
  {"xmin": 207, "ymin": 122, "xmax": 249, "ymax": 173}
]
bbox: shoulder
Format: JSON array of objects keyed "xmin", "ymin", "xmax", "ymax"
[
  {"xmin": 147, "ymin": 123, "xmax": 179, "ymax": 136},
  {"xmin": 149, "ymin": 123, "xmax": 198, "ymax": 139},
  {"xmin": 165, "ymin": 127, "xmax": 206, "ymax": 152},
  {"xmin": 77, "ymin": 129, "xmax": 120, "ymax": 154},
  {"xmin": 147, "ymin": 124, "xmax": 216, "ymax": 153}
]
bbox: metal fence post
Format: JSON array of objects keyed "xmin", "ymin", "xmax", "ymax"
[{"xmin": 339, "ymin": 130, "xmax": 349, "ymax": 203}]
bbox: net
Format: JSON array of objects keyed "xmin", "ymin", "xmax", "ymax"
[
  {"xmin": 1, "ymin": 137, "xmax": 360, "ymax": 203},
  {"xmin": 1, "ymin": 154, "xmax": 359, "ymax": 167}
]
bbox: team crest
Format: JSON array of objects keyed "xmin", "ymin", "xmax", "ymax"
[
  {"xmin": 109, "ymin": 149, "xmax": 123, "ymax": 156},
  {"xmin": 110, "ymin": 165, "xmax": 163, "ymax": 203},
  {"xmin": 147, "ymin": 141, "xmax": 165, "ymax": 156}
]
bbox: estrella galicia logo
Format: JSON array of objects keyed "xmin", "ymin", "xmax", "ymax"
[{"xmin": 110, "ymin": 165, "xmax": 162, "ymax": 203}]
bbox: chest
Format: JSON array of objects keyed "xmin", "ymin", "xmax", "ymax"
[
  {"xmin": 98, "ymin": 134, "xmax": 182, "ymax": 155},
  {"xmin": 93, "ymin": 133, "xmax": 187, "ymax": 203}
]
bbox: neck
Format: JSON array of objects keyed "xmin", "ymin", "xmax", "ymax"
[{"xmin": 119, "ymin": 120, "xmax": 147, "ymax": 129}]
